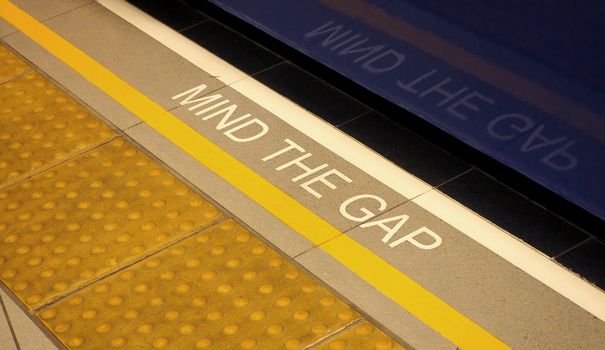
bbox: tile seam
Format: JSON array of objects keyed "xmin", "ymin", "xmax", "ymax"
[
  {"xmin": 0, "ymin": 136, "xmax": 119, "ymax": 192},
  {"xmin": 291, "ymin": 194, "xmax": 411, "ymax": 259},
  {"xmin": 247, "ymin": 60, "xmax": 287, "ymax": 80},
  {"xmin": 433, "ymin": 167, "xmax": 474, "ymax": 189},
  {"xmin": 177, "ymin": 19, "xmax": 210, "ymax": 33},
  {"xmin": 206, "ymin": 18, "xmax": 287, "ymax": 61},
  {"xmin": 244, "ymin": 60, "xmax": 373, "ymax": 125},
  {"xmin": 121, "ymin": 120, "xmax": 143, "ymax": 132},
  {"xmin": 0, "ymin": 67, "xmax": 32, "ymax": 85},
  {"xmin": 304, "ymin": 318, "xmax": 364, "ymax": 350},
  {"xmin": 0, "ymin": 1, "xmax": 95, "ymax": 39},
  {"xmin": 37, "ymin": 1, "xmax": 95, "ymax": 26},
  {"xmin": 334, "ymin": 109, "xmax": 373, "ymax": 128},
  {"xmin": 553, "ymin": 237, "xmax": 594, "ymax": 260},
  {"xmin": 32, "ymin": 216, "xmax": 229, "ymax": 312},
  {"xmin": 0, "ymin": 24, "xmax": 15, "ymax": 39}
]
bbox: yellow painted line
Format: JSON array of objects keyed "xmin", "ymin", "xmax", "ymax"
[{"xmin": 0, "ymin": 1, "xmax": 510, "ymax": 348}]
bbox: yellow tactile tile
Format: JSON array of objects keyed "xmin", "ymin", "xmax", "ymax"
[
  {"xmin": 37, "ymin": 220, "xmax": 360, "ymax": 349},
  {"xmin": 315, "ymin": 321, "xmax": 406, "ymax": 350},
  {"xmin": 0, "ymin": 138, "xmax": 222, "ymax": 308},
  {"xmin": 0, "ymin": 70, "xmax": 115, "ymax": 187},
  {"xmin": 0, "ymin": 43, "xmax": 30, "ymax": 82}
]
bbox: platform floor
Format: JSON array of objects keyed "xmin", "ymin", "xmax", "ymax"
[{"xmin": 0, "ymin": 1, "xmax": 604, "ymax": 349}]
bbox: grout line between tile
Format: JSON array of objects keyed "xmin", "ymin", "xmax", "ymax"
[
  {"xmin": 38, "ymin": 1, "xmax": 95, "ymax": 24},
  {"xmin": 247, "ymin": 60, "xmax": 287, "ymax": 79},
  {"xmin": 0, "ymin": 0, "xmax": 96, "ymax": 40},
  {"xmin": 122, "ymin": 120, "xmax": 143, "ymax": 132},
  {"xmin": 553, "ymin": 237, "xmax": 593, "ymax": 260},
  {"xmin": 293, "ymin": 194, "xmax": 415, "ymax": 259},
  {"xmin": 274, "ymin": 56, "xmax": 373, "ymax": 112},
  {"xmin": 0, "ymin": 67, "xmax": 32, "ymax": 85},
  {"xmin": 335, "ymin": 109, "xmax": 373, "ymax": 128},
  {"xmin": 0, "ymin": 292, "xmax": 21, "ymax": 350},
  {"xmin": 177, "ymin": 19, "xmax": 209, "ymax": 33},
  {"xmin": 304, "ymin": 318, "xmax": 364, "ymax": 350},
  {"xmin": 433, "ymin": 167, "xmax": 473, "ymax": 189},
  {"xmin": 0, "ymin": 136, "xmax": 119, "ymax": 192},
  {"xmin": 32, "ymin": 216, "xmax": 228, "ymax": 312},
  {"xmin": 206, "ymin": 17, "xmax": 286, "ymax": 60},
  {"xmin": 0, "ymin": 24, "xmax": 16, "ymax": 39}
]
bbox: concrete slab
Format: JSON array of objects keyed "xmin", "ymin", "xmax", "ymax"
[
  {"xmin": 170, "ymin": 83, "xmax": 407, "ymax": 232},
  {"xmin": 3, "ymin": 32, "xmax": 141, "ymax": 130},
  {"xmin": 0, "ymin": 288, "xmax": 58, "ymax": 350},
  {"xmin": 42, "ymin": 2, "xmax": 225, "ymax": 110},
  {"xmin": 125, "ymin": 122, "xmax": 315, "ymax": 258},
  {"xmin": 343, "ymin": 199, "xmax": 605, "ymax": 349}
]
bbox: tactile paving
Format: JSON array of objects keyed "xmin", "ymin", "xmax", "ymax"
[
  {"xmin": 0, "ymin": 70, "xmax": 115, "ymax": 187},
  {"xmin": 0, "ymin": 138, "xmax": 222, "ymax": 308},
  {"xmin": 0, "ymin": 43, "xmax": 30, "ymax": 82},
  {"xmin": 37, "ymin": 220, "xmax": 360, "ymax": 349},
  {"xmin": 315, "ymin": 321, "xmax": 406, "ymax": 350}
]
